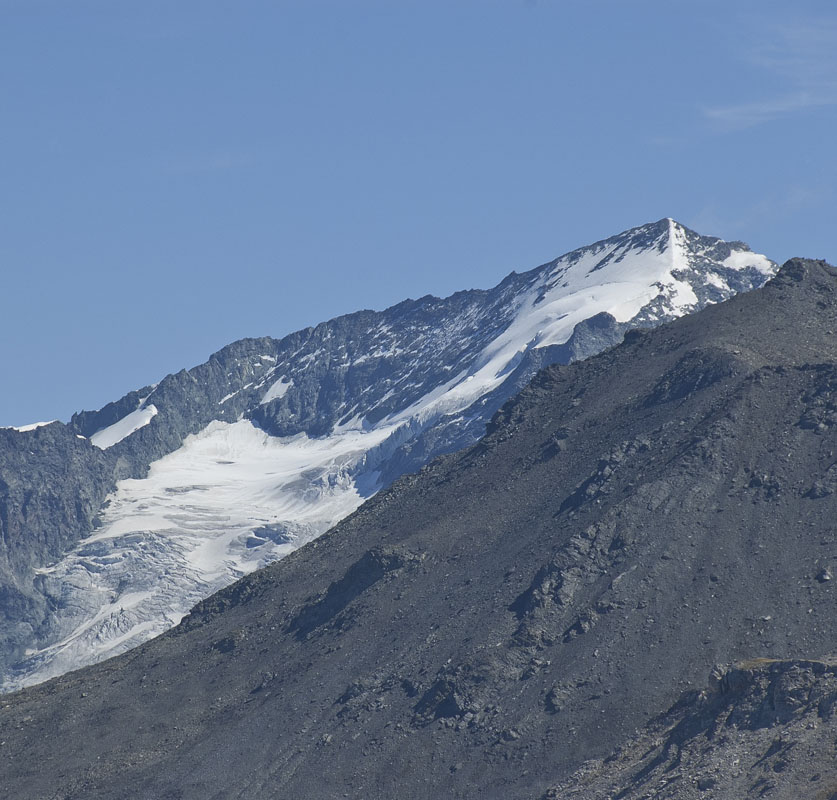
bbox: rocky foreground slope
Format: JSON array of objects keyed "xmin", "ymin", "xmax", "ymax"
[
  {"xmin": 0, "ymin": 257, "xmax": 834, "ymax": 799},
  {"xmin": 549, "ymin": 658, "xmax": 837, "ymax": 799},
  {"xmin": 0, "ymin": 219, "xmax": 775, "ymax": 690}
]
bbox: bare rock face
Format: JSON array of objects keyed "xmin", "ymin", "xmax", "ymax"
[{"xmin": 0, "ymin": 423, "xmax": 116, "ymax": 666}]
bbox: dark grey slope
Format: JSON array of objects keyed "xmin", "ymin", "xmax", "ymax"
[
  {"xmin": 549, "ymin": 658, "xmax": 837, "ymax": 799},
  {"xmin": 1, "ymin": 259, "xmax": 834, "ymax": 799}
]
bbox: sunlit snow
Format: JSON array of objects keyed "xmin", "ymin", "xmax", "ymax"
[
  {"xmin": 4, "ymin": 420, "xmax": 57, "ymax": 432},
  {"xmin": 90, "ymin": 405, "xmax": 159, "ymax": 449},
  {"xmin": 723, "ymin": 250, "xmax": 775, "ymax": 274},
  {"xmin": 260, "ymin": 377, "xmax": 293, "ymax": 405}
]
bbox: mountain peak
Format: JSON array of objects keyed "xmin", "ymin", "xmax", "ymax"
[
  {"xmin": 3, "ymin": 250, "xmax": 837, "ymax": 799},
  {"xmin": 0, "ymin": 219, "xmax": 778, "ymax": 692}
]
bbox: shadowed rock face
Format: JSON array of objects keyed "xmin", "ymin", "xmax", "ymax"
[
  {"xmin": 0, "ymin": 424, "xmax": 116, "ymax": 660},
  {"xmin": 0, "ymin": 259, "xmax": 834, "ymax": 800}
]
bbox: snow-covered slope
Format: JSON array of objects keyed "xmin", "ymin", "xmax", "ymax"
[
  {"xmin": 89, "ymin": 404, "xmax": 158, "ymax": 449},
  {"xmin": 2, "ymin": 219, "xmax": 776, "ymax": 690}
]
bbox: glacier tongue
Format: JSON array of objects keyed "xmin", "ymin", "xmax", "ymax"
[
  {"xmin": 8, "ymin": 419, "xmax": 399, "ymax": 690},
  {"xmin": 3, "ymin": 218, "xmax": 778, "ymax": 691}
]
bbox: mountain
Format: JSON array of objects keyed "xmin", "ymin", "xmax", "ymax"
[
  {"xmin": 0, "ymin": 219, "xmax": 775, "ymax": 690},
  {"xmin": 0, "ymin": 257, "xmax": 834, "ymax": 799}
]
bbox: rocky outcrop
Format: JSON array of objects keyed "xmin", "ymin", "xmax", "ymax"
[
  {"xmin": 0, "ymin": 423, "xmax": 115, "ymax": 667},
  {"xmin": 549, "ymin": 658, "xmax": 837, "ymax": 799}
]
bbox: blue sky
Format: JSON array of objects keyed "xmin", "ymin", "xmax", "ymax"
[{"xmin": 2, "ymin": 0, "xmax": 836, "ymax": 425}]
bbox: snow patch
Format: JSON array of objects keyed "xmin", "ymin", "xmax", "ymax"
[
  {"xmin": 5, "ymin": 420, "xmax": 57, "ymax": 432},
  {"xmin": 260, "ymin": 377, "xmax": 293, "ymax": 405},
  {"xmin": 706, "ymin": 272, "xmax": 730, "ymax": 291},
  {"xmin": 90, "ymin": 405, "xmax": 158, "ymax": 449},
  {"xmin": 723, "ymin": 250, "xmax": 775, "ymax": 274}
]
